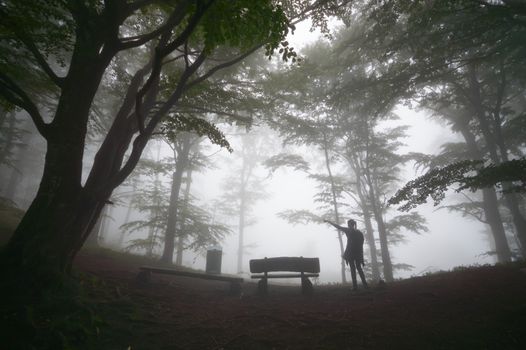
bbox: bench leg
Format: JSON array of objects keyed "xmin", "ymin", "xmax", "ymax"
[
  {"xmin": 136, "ymin": 270, "xmax": 151, "ymax": 285},
  {"xmin": 229, "ymin": 281, "xmax": 242, "ymax": 297},
  {"xmin": 257, "ymin": 278, "xmax": 268, "ymax": 296},
  {"xmin": 301, "ymin": 276, "xmax": 313, "ymax": 295}
]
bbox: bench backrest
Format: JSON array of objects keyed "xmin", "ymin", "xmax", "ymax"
[{"xmin": 249, "ymin": 257, "xmax": 320, "ymax": 273}]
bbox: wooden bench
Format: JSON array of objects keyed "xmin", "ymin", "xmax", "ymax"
[
  {"xmin": 249, "ymin": 257, "xmax": 320, "ymax": 295},
  {"xmin": 137, "ymin": 266, "xmax": 244, "ymax": 296}
]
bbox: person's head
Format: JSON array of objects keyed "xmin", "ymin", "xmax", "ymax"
[{"xmin": 347, "ymin": 219, "xmax": 356, "ymax": 229}]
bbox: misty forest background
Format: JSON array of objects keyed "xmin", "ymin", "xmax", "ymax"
[{"xmin": 1, "ymin": 0, "xmax": 525, "ymax": 289}]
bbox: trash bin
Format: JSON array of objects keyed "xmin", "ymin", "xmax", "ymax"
[{"xmin": 205, "ymin": 246, "xmax": 222, "ymax": 274}]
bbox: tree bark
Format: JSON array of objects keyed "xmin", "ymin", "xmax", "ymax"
[{"xmin": 2, "ymin": 39, "xmax": 112, "ymax": 288}]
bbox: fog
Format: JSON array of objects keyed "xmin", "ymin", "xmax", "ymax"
[
  {"xmin": 1, "ymin": 8, "xmax": 522, "ymax": 286},
  {"xmin": 36, "ymin": 105, "xmax": 494, "ymax": 284},
  {"xmin": 140, "ymin": 109, "xmax": 495, "ymax": 283},
  {"xmin": 4, "ymin": 3, "xmax": 526, "ymax": 350}
]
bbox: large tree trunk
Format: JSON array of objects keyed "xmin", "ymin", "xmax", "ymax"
[
  {"xmin": 4, "ymin": 173, "xmax": 106, "ymax": 289},
  {"xmin": 2, "ymin": 44, "xmax": 111, "ymax": 288}
]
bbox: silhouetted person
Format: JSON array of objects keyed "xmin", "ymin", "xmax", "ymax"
[{"xmin": 325, "ymin": 219, "xmax": 368, "ymax": 290}]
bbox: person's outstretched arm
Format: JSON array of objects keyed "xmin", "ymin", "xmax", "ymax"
[{"xmin": 324, "ymin": 220, "xmax": 345, "ymax": 231}]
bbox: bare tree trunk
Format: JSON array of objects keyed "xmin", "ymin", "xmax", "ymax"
[
  {"xmin": 361, "ymin": 125, "xmax": 393, "ymax": 282},
  {"xmin": 237, "ymin": 191, "xmax": 246, "ymax": 274},
  {"xmin": 118, "ymin": 183, "xmax": 137, "ymax": 249},
  {"xmin": 362, "ymin": 204, "xmax": 381, "ymax": 281},
  {"xmin": 175, "ymin": 168, "xmax": 193, "ymax": 266},
  {"xmin": 161, "ymin": 133, "xmax": 192, "ymax": 264},
  {"xmin": 465, "ymin": 64, "xmax": 525, "ymax": 256},
  {"xmin": 369, "ymin": 196, "xmax": 393, "ymax": 282},
  {"xmin": 456, "ymin": 114, "xmax": 511, "ymax": 262},
  {"xmin": 322, "ymin": 134, "xmax": 347, "ymax": 283},
  {"xmin": 350, "ymin": 153, "xmax": 381, "ymax": 281}
]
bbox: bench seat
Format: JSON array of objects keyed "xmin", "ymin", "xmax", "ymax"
[
  {"xmin": 251, "ymin": 273, "xmax": 319, "ymax": 279},
  {"xmin": 137, "ymin": 265, "xmax": 243, "ymax": 295}
]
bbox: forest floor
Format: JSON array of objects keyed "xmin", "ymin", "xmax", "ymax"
[{"xmin": 64, "ymin": 249, "xmax": 526, "ymax": 350}]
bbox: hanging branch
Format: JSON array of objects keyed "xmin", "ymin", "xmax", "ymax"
[
  {"xmin": 0, "ymin": 72, "xmax": 49, "ymax": 138},
  {"xmin": 16, "ymin": 35, "xmax": 65, "ymax": 87}
]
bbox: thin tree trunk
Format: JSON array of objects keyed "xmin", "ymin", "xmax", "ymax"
[
  {"xmin": 160, "ymin": 133, "xmax": 192, "ymax": 264},
  {"xmin": 118, "ymin": 183, "xmax": 137, "ymax": 249},
  {"xmin": 369, "ymin": 194, "xmax": 393, "ymax": 282},
  {"xmin": 237, "ymin": 151, "xmax": 249, "ymax": 274},
  {"xmin": 362, "ymin": 207, "xmax": 381, "ymax": 281},
  {"xmin": 362, "ymin": 125, "xmax": 393, "ymax": 282},
  {"xmin": 176, "ymin": 168, "xmax": 193, "ymax": 266},
  {"xmin": 322, "ymin": 133, "xmax": 347, "ymax": 283},
  {"xmin": 237, "ymin": 190, "xmax": 246, "ymax": 274},
  {"xmin": 349, "ymin": 152, "xmax": 381, "ymax": 281},
  {"xmin": 98, "ymin": 204, "xmax": 113, "ymax": 245}
]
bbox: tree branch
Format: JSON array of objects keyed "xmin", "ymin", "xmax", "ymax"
[
  {"xmin": 134, "ymin": 0, "xmax": 214, "ymax": 133},
  {"xmin": 159, "ymin": 0, "xmax": 215, "ymax": 56},
  {"xmin": 184, "ymin": 44, "xmax": 263, "ymax": 91},
  {"xmin": 175, "ymin": 105, "xmax": 253, "ymax": 124},
  {"xmin": 17, "ymin": 36, "xmax": 65, "ymax": 88},
  {"xmin": 136, "ymin": 48, "xmax": 162, "ymax": 134},
  {"xmin": 111, "ymin": 52, "xmax": 207, "ymax": 190},
  {"xmin": 117, "ymin": 0, "xmax": 190, "ymax": 51},
  {"xmin": 0, "ymin": 72, "xmax": 49, "ymax": 138}
]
